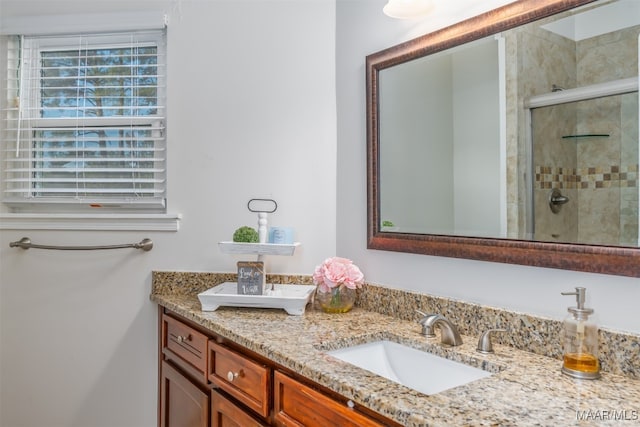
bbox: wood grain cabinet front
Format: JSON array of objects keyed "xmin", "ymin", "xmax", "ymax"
[
  {"xmin": 208, "ymin": 340, "xmax": 271, "ymax": 419},
  {"xmin": 162, "ymin": 313, "xmax": 209, "ymax": 383},
  {"xmin": 159, "ymin": 309, "xmax": 400, "ymax": 427},
  {"xmin": 273, "ymin": 371, "xmax": 387, "ymax": 427},
  {"xmin": 160, "ymin": 360, "xmax": 209, "ymax": 427},
  {"xmin": 211, "ymin": 390, "xmax": 269, "ymax": 427}
]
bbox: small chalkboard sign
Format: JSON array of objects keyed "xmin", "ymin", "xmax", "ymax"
[{"xmin": 237, "ymin": 261, "xmax": 264, "ymax": 295}]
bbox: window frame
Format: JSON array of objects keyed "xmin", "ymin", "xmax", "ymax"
[{"xmin": 2, "ymin": 30, "xmax": 167, "ymax": 214}]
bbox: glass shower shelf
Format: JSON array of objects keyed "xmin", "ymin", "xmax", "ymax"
[{"xmin": 561, "ymin": 134, "xmax": 610, "ymax": 139}]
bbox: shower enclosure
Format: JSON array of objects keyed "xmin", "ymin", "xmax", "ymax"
[{"xmin": 527, "ymin": 78, "xmax": 639, "ymax": 246}]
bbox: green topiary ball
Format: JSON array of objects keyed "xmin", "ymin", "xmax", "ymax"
[{"xmin": 233, "ymin": 226, "xmax": 259, "ymax": 243}]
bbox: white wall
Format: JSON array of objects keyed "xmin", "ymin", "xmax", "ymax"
[
  {"xmin": 379, "ymin": 38, "xmax": 502, "ymax": 237},
  {"xmin": 0, "ymin": 1, "xmax": 336, "ymax": 426},
  {"xmin": 379, "ymin": 54, "xmax": 454, "ymax": 233},
  {"xmin": 335, "ymin": 0, "xmax": 640, "ymax": 334},
  {"xmin": 452, "ymin": 40, "xmax": 502, "ymax": 236}
]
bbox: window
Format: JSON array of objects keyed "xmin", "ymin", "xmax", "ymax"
[{"xmin": 2, "ymin": 30, "xmax": 166, "ymax": 212}]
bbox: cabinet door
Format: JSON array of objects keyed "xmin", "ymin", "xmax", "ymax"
[
  {"xmin": 211, "ymin": 390, "xmax": 268, "ymax": 427},
  {"xmin": 273, "ymin": 371, "xmax": 385, "ymax": 427},
  {"xmin": 160, "ymin": 361, "xmax": 209, "ymax": 427}
]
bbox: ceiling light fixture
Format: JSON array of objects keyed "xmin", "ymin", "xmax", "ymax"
[{"xmin": 383, "ymin": 0, "xmax": 434, "ymax": 19}]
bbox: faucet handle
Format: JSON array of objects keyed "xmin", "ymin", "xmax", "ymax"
[
  {"xmin": 416, "ymin": 310, "xmax": 432, "ymax": 324},
  {"xmin": 476, "ymin": 328, "xmax": 506, "ymax": 353},
  {"xmin": 415, "ymin": 310, "xmax": 436, "ymax": 337}
]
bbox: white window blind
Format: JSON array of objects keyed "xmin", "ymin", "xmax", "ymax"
[{"xmin": 2, "ymin": 30, "xmax": 166, "ymax": 211}]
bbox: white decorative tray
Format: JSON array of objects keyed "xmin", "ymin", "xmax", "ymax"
[
  {"xmin": 198, "ymin": 282, "xmax": 316, "ymax": 315},
  {"xmin": 218, "ymin": 241, "xmax": 300, "ymax": 256}
]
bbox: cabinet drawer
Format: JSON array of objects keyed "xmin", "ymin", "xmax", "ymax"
[
  {"xmin": 162, "ymin": 314, "xmax": 208, "ymax": 381},
  {"xmin": 212, "ymin": 390, "xmax": 269, "ymax": 427},
  {"xmin": 208, "ymin": 340, "xmax": 270, "ymax": 418},
  {"xmin": 273, "ymin": 371, "xmax": 385, "ymax": 427}
]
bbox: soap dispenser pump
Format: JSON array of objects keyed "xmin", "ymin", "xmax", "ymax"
[{"xmin": 560, "ymin": 287, "xmax": 600, "ymax": 379}]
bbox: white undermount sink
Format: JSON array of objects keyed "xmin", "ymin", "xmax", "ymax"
[{"xmin": 327, "ymin": 340, "xmax": 492, "ymax": 395}]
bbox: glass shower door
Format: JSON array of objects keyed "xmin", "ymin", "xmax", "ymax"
[{"xmin": 529, "ymin": 90, "xmax": 639, "ymax": 246}]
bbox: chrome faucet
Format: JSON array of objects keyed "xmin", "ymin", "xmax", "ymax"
[{"xmin": 416, "ymin": 311, "xmax": 463, "ymax": 346}]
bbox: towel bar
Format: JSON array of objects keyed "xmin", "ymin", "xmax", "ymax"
[{"xmin": 9, "ymin": 237, "xmax": 153, "ymax": 251}]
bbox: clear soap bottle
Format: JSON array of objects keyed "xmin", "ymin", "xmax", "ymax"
[{"xmin": 560, "ymin": 287, "xmax": 600, "ymax": 379}]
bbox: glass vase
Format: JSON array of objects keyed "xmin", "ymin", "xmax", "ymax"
[{"xmin": 316, "ymin": 284, "xmax": 356, "ymax": 313}]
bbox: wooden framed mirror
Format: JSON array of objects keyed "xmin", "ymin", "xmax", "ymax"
[{"xmin": 366, "ymin": 0, "xmax": 640, "ymax": 277}]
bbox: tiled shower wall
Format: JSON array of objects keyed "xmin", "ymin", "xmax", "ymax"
[
  {"xmin": 504, "ymin": 11, "xmax": 578, "ymax": 240},
  {"xmin": 520, "ymin": 20, "xmax": 639, "ymax": 245}
]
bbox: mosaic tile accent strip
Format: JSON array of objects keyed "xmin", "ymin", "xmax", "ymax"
[{"xmin": 535, "ymin": 164, "xmax": 638, "ymax": 189}]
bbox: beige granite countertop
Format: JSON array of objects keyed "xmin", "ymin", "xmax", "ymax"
[{"xmin": 152, "ymin": 290, "xmax": 640, "ymax": 427}]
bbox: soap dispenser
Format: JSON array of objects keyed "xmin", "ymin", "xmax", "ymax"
[{"xmin": 560, "ymin": 287, "xmax": 600, "ymax": 379}]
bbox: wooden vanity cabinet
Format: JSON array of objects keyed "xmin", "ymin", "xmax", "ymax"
[
  {"xmin": 158, "ymin": 308, "xmax": 399, "ymax": 427},
  {"xmin": 159, "ymin": 311, "xmax": 212, "ymax": 427}
]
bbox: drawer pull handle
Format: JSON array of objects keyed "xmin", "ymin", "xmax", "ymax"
[
  {"xmin": 176, "ymin": 334, "xmax": 191, "ymax": 343},
  {"xmin": 227, "ymin": 369, "xmax": 244, "ymax": 382}
]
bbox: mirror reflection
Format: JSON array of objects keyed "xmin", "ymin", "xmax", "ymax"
[{"xmin": 378, "ymin": 0, "xmax": 639, "ymax": 247}]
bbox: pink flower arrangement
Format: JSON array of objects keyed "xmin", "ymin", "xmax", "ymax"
[{"xmin": 313, "ymin": 257, "xmax": 364, "ymax": 293}]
